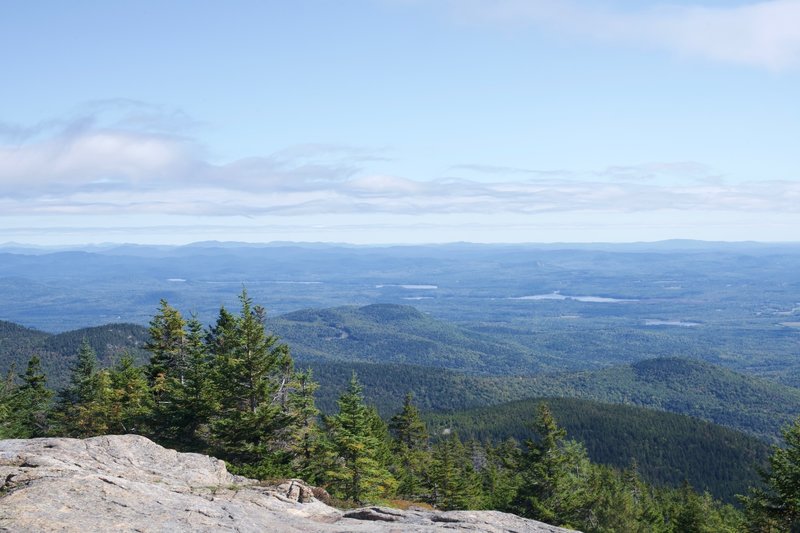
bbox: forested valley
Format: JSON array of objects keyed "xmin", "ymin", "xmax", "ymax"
[{"xmin": 2, "ymin": 290, "xmax": 799, "ymax": 532}]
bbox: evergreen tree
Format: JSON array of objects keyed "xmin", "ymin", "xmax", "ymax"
[
  {"xmin": 146, "ymin": 299, "xmax": 187, "ymax": 387},
  {"xmin": 511, "ymin": 403, "xmax": 593, "ymax": 529},
  {"xmin": 741, "ymin": 417, "xmax": 800, "ymax": 532},
  {"xmin": 323, "ymin": 373, "xmax": 397, "ymax": 503},
  {"xmin": 286, "ymin": 369, "xmax": 325, "ymax": 483},
  {"xmin": 389, "ymin": 392, "xmax": 431, "ymax": 500},
  {"xmin": 429, "ymin": 432, "xmax": 483, "ymax": 510},
  {"xmin": 172, "ymin": 315, "xmax": 218, "ymax": 445},
  {"xmin": 107, "ymin": 355, "xmax": 152, "ymax": 434},
  {"xmin": 0, "ymin": 365, "xmax": 18, "ymax": 438},
  {"xmin": 52, "ymin": 339, "xmax": 109, "ymax": 437},
  {"xmin": 149, "ymin": 314, "xmax": 219, "ymax": 447},
  {"xmin": 210, "ymin": 289, "xmax": 294, "ymax": 465},
  {"xmin": 5, "ymin": 356, "xmax": 54, "ymax": 437},
  {"xmin": 482, "ymin": 438, "xmax": 522, "ymax": 510}
]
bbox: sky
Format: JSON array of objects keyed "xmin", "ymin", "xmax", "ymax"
[{"xmin": 1, "ymin": 0, "xmax": 799, "ymax": 245}]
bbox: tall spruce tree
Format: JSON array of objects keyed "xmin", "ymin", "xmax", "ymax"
[
  {"xmin": 53, "ymin": 339, "xmax": 109, "ymax": 437},
  {"xmin": 0, "ymin": 365, "xmax": 18, "ymax": 438},
  {"xmin": 171, "ymin": 315, "xmax": 218, "ymax": 446},
  {"xmin": 286, "ymin": 369, "xmax": 325, "ymax": 483},
  {"xmin": 511, "ymin": 403, "xmax": 594, "ymax": 529},
  {"xmin": 482, "ymin": 438, "xmax": 522, "ymax": 510},
  {"xmin": 389, "ymin": 392, "xmax": 431, "ymax": 499},
  {"xmin": 324, "ymin": 373, "xmax": 397, "ymax": 503},
  {"xmin": 429, "ymin": 432, "xmax": 483, "ymax": 510},
  {"xmin": 146, "ymin": 299, "xmax": 187, "ymax": 387},
  {"xmin": 210, "ymin": 289, "xmax": 294, "ymax": 465},
  {"xmin": 741, "ymin": 417, "xmax": 800, "ymax": 532},
  {"xmin": 7, "ymin": 356, "xmax": 53, "ymax": 438},
  {"xmin": 108, "ymin": 355, "xmax": 152, "ymax": 434}
]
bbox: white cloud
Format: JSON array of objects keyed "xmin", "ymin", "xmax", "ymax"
[
  {"xmin": 424, "ymin": 0, "xmax": 800, "ymax": 70},
  {"xmin": 1, "ymin": 106, "xmax": 799, "ymax": 220}
]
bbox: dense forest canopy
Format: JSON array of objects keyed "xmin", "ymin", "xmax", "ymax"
[{"xmin": 2, "ymin": 290, "xmax": 800, "ymax": 531}]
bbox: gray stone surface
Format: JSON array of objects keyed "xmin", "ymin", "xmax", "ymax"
[{"xmin": 0, "ymin": 434, "xmax": 576, "ymax": 532}]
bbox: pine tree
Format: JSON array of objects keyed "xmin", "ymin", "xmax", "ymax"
[
  {"xmin": 429, "ymin": 432, "xmax": 483, "ymax": 510},
  {"xmin": 483, "ymin": 438, "xmax": 522, "ymax": 510},
  {"xmin": 149, "ymin": 314, "xmax": 219, "ymax": 447},
  {"xmin": 210, "ymin": 289, "xmax": 294, "ymax": 465},
  {"xmin": 286, "ymin": 369, "xmax": 325, "ymax": 483},
  {"xmin": 389, "ymin": 392, "xmax": 431, "ymax": 500},
  {"xmin": 741, "ymin": 417, "xmax": 800, "ymax": 532},
  {"xmin": 53, "ymin": 339, "xmax": 109, "ymax": 437},
  {"xmin": 146, "ymin": 299, "xmax": 187, "ymax": 386},
  {"xmin": 0, "ymin": 365, "xmax": 18, "ymax": 438},
  {"xmin": 108, "ymin": 355, "xmax": 152, "ymax": 434},
  {"xmin": 173, "ymin": 315, "xmax": 218, "ymax": 445},
  {"xmin": 323, "ymin": 373, "xmax": 397, "ymax": 503},
  {"xmin": 511, "ymin": 403, "xmax": 593, "ymax": 529},
  {"xmin": 7, "ymin": 356, "xmax": 53, "ymax": 437}
]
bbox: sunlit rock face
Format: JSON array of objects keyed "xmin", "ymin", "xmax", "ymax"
[{"xmin": 0, "ymin": 434, "xmax": 577, "ymax": 533}]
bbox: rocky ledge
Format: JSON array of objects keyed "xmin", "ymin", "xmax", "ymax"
[{"xmin": 0, "ymin": 435, "xmax": 574, "ymax": 532}]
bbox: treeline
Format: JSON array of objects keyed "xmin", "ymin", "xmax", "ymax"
[
  {"xmin": 1, "ymin": 290, "xmax": 798, "ymax": 531},
  {"xmin": 425, "ymin": 397, "xmax": 770, "ymax": 504},
  {"xmin": 0, "ymin": 320, "xmax": 149, "ymax": 390}
]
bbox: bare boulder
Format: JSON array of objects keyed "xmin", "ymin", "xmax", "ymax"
[{"xmin": 0, "ymin": 435, "xmax": 575, "ymax": 532}]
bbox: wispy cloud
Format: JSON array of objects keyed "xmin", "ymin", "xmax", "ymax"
[
  {"xmin": 1, "ymin": 104, "xmax": 798, "ymax": 218},
  {"xmin": 417, "ymin": 0, "xmax": 800, "ymax": 70}
]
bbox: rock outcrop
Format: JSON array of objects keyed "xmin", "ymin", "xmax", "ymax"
[{"xmin": 0, "ymin": 435, "xmax": 575, "ymax": 532}]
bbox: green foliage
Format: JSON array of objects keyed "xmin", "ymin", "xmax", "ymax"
[
  {"xmin": 2, "ymin": 356, "xmax": 54, "ymax": 438},
  {"xmin": 0, "ymin": 320, "xmax": 149, "ymax": 391},
  {"xmin": 285, "ymin": 369, "xmax": 326, "ymax": 483},
  {"xmin": 429, "ymin": 433, "xmax": 483, "ymax": 510},
  {"xmin": 52, "ymin": 339, "xmax": 109, "ymax": 437},
  {"xmin": 107, "ymin": 355, "xmax": 152, "ymax": 434},
  {"xmin": 323, "ymin": 374, "xmax": 397, "ymax": 503},
  {"xmin": 269, "ymin": 304, "xmax": 555, "ymax": 375},
  {"xmin": 741, "ymin": 417, "xmax": 800, "ymax": 532},
  {"xmin": 146, "ymin": 299, "xmax": 187, "ymax": 385},
  {"xmin": 209, "ymin": 289, "xmax": 295, "ymax": 465},
  {"xmin": 511, "ymin": 403, "xmax": 594, "ymax": 528},
  {"xmin": 481, "ymin": 439, "xmax": 523, "ymax": 510},
  {"xmin": 306, "ymin": 356, "xmax": 800, "ymax": 444},
  {"xmin": 426, "ymin": 396, "xmax": 770, "ymax": 504},
  {"xmin": 389, "ymin": 393, "xmax": 430, "ymax": 499},
  {"xmin": 0, "ymin": 366, "xmax": 16, "ymax": 439},
  {"xmin": 0, "ymin": 288, "xmax": 777, "ymax": 530}
]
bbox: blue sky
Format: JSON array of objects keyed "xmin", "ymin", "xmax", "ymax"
[{"xmin": 1, "ymin": 0, "xmax": 799, "ymax": 245}]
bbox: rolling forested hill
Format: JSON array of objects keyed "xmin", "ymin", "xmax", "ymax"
[
  {"xmin": 0, "ymin": 320, "xmax": 149, "ymax": 388},
  {"xmin": 3, "ymin": 311, "xmax": 799, "ymax": 442},
  {"xmin": 423, "ymin": 397, "xmax": 771, "ymax": 504},
  {"xmin": 511, "ymin": 357, "xmax": 800, "ymax": 442},
  {"xmin": 305, "ymin": 357, "xmax": 800, "ymax": 442},
  {"xmin": 268, "ymin": 303, "xmax": 564, "ymax": 374}
]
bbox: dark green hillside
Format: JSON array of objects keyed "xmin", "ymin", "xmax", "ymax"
[
  {"xmin": 3, "ymin": 312, "xmax": 798, "ymax": 442},
  {"xmin": 425, "ymin": 397, "xmax": 770, "ymax": 504},
  {"xmin": 306, "ymin": 357, "xmax": 800, "ymax": 442},
  {"xmin": 0, "ymin": 322, "xmax": 149, "ymax": 388},
  {"xmin": 269, "ymin": 303, "xmax": 564, "ymax": 374},
  {"xmin": 306, "ymin": 359, "xmax": 536, "ymax": 415},
  {"xmin": 0, "ymin": 320, "xmax": 51, "ymax": 373},
  {"xmin": 521, "ymin": 357, "xmax": 800, "ymax": 442}
]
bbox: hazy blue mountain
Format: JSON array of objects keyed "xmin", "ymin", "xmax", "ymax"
[{"xmin": 2, "ymin": 241, "xmax": 799, "ymax": 386}]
